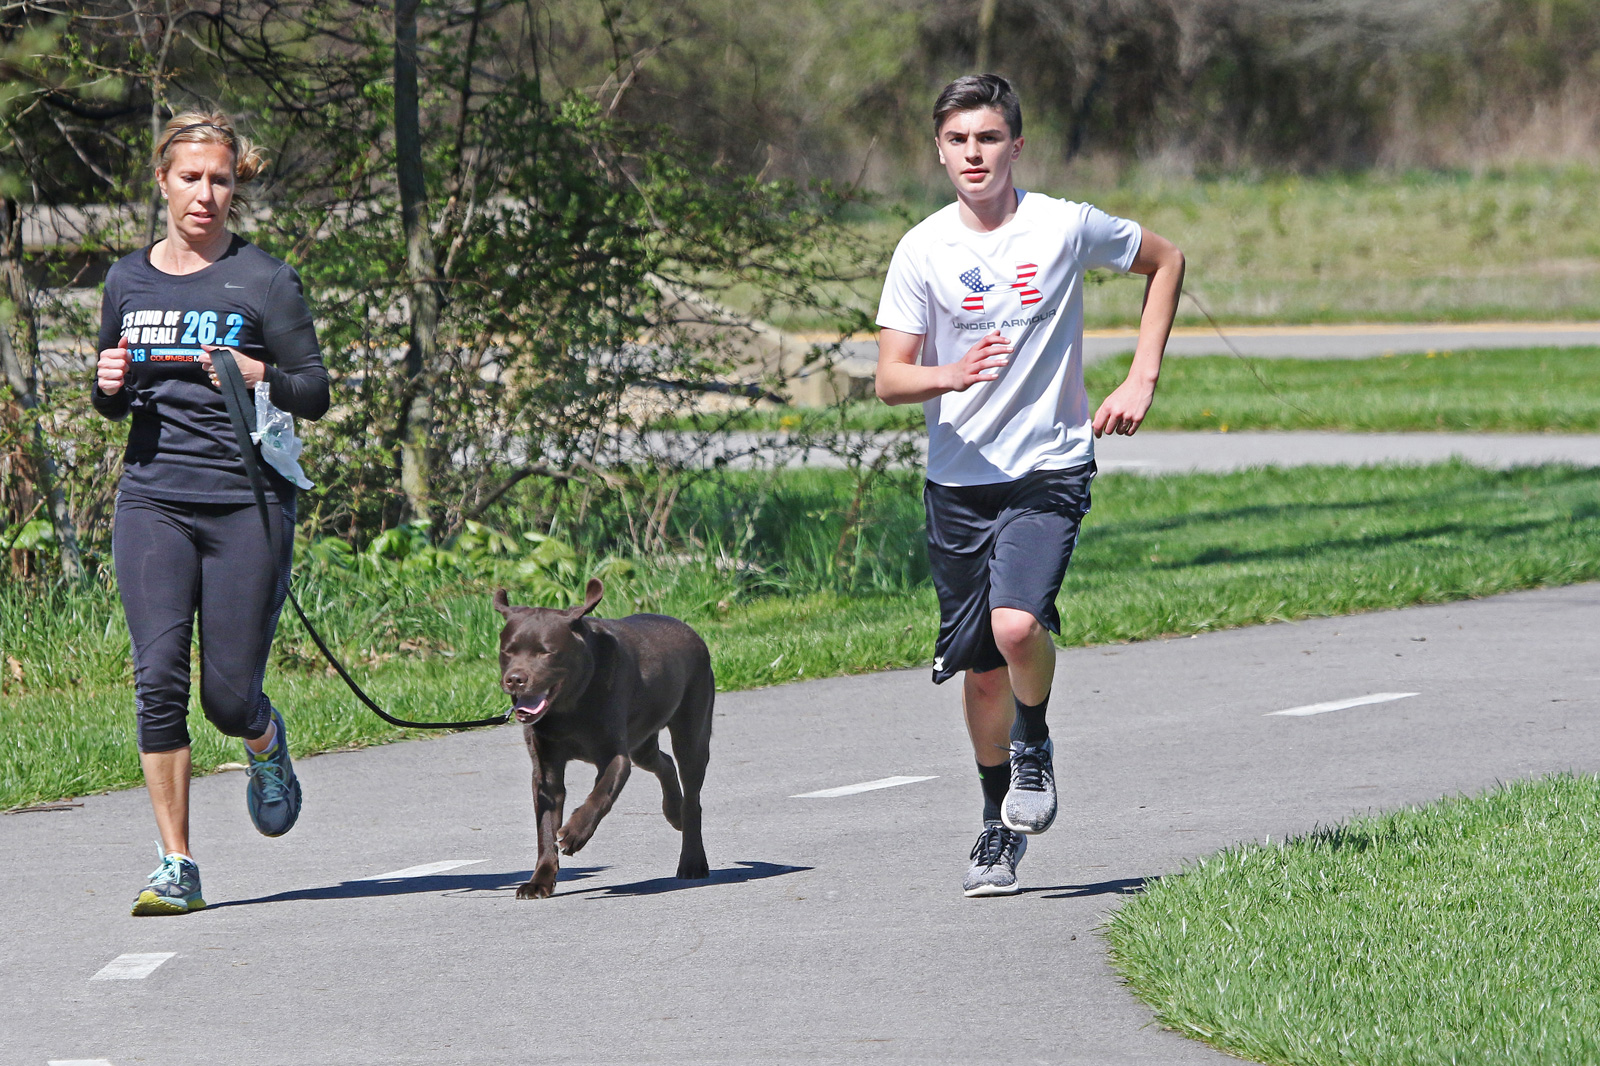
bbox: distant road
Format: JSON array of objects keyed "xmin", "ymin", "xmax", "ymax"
[
  {"xmin": 825, "ymin": 322, "xmax": 1600, "ymax": 371},
  {"xmin": 647, "ymin": 430, "xmax": 1600, "ymax": 473},
  {"xmin": 49, "ymin": 322, "xmax": 1598, "ymax": 385},
  {"xmin": 1093, "ymin": 430, "xmax": 1600, "ymax": 474},
  {"xmin": 1083, "ymin": 321, "xmax": 1600, "ymax": 361}
]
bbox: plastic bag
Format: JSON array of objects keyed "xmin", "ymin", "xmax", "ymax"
[{"xmin": 252, "ymin": 380, "xmax": 315, "ymax": 490}]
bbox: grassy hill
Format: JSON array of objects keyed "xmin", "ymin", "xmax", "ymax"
[{"xmin": 754, "ymin": 167, "xmax": 1600, "ymax": 332}]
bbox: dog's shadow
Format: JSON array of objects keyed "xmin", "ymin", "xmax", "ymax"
[
  {"xmin": 209, "ymin": 866, "xmax": 605, "ymax": 908},
  {"xmin": 1028, "ymin": 875, "xmax": 1156, "ymax": 899},
  {"xmin": 564, "ymin": 860, "xmax": 812, "ymax": 899},
  {"xmin": 210, "ymin": 861, "xmax": 809, "ymax": 909}
]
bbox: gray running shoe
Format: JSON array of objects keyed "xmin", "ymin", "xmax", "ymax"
[
  {"xmin": 246, "ymin": 707, "xmax": 302, "ymax": 837},
  {"xmin": 963, "ymin": 821, "xmax": 1027, "ymax": 897},
  {"xmin": 1002, "ymin": 737, "xmax": 1057, "ymax": 834},
  {"xmin": 131, "ymin": 849, "xmax": 205, "ymax": 916}
]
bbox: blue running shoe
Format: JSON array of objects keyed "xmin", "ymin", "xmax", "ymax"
[
  {"xmin": 131, "ymin": 849, "xmax": 205, "ymax": 916},
  {"xmin": 246, "ymin": 707, "xmax": 302, "ymax": 837}
]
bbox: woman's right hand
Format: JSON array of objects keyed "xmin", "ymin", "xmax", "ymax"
[{"xmin": 97, "ymin": 336, "xmax": 130, "ymax": 395}]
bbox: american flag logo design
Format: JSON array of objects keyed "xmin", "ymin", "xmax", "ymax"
[
  {"xmin": 1011, "ymin": 262, "xmax": 1042, "ymax": 306},
  {"xmin": 958, "ymin": 266, "xmax": 992, "ymax": 312}
]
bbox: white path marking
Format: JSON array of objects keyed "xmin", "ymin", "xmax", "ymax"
[
  {"xmin": 1266, "ymin": 692, "xmax": 1420, "ymax": 717},
  {"xmin": 792, "ymin": 775, "xmax": 937, "ymax": 799},
  {"xmin": 357, "ymin": 859, "xmax": 484, "ymax": 881},
  {"xmin": 90, "ymin": 953, "xmax": 174, "ymax": 981}
]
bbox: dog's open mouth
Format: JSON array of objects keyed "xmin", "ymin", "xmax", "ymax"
[{"xmin": 512, "ymin": 690, "xmax": 552, "ymax": 724}]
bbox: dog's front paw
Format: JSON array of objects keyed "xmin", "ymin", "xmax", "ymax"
[
  {"xmin": 676, "ymin": 853, "xmax": 710, "ymax": 880},
  {"xmin": 557, "ymin": 812, "xmax": 597, "ymax": 855},
  {"xmin": 517, "ymin": 862, "xmax": 558, "ymax": 899}
]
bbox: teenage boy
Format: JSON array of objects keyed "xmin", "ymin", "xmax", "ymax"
[{"xmin": 875, "ymin": 74, "xmax": 1184, "ymax": 896}]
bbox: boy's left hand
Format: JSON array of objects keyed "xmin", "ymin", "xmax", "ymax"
[{"xmin": 1092, "ymin": 377, "xmax": 1155, "ymax": 437}]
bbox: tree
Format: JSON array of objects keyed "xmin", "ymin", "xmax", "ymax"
[
  {"xmin": 0, "ymin": 1, "xmax": 878, "ymax": 572},
  {"xmin": 393, "ymin": 0, "xmax": 441, "ymax": 528},
  {"xmin": 188, "ymin": 0, "xmax": 877, "ymax": 541},
  {"xmin": 0, "ymin": 18, "xmax": 85, "ymax": 580}
]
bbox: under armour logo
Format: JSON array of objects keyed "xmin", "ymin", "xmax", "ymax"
[
  {"xmin": 933, "ymin": 656, "xmax": 946, "ymax": 671},
  {"xmin": 957, "ymin": 263, "xmax": 1041, "ymax": 313},
  {"xmin": 958, "ymin": 267, "xmax": 992, "ymax": 312},
  {"xmin": 1011, "ymin": 263, "xmax": 1042, "ymax": 306}
]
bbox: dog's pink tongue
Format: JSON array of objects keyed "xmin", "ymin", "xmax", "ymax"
[{"xmin": 512, "ymin": 694, "xmax": 549, "ymax": 723}]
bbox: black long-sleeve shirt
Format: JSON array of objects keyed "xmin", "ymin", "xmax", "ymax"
[{"xmin": 93, "ymin": 236, "xmax": 330, "ymax": 503}]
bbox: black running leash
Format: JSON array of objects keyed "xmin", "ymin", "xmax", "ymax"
[
  {"xmin": 1183, "ymin": 288, "xmax": 1316, "ymax": 420},
  {"xmin": 212, "ymin": 349, "xmax": 512, "ymax": 731}
]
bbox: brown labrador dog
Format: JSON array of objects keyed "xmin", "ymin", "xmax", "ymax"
[{"xmin": 493, "ymin": 578, "xmax": 714, "ymax": 899}]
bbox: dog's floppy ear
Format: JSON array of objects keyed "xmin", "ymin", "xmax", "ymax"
[
  {"xmin": 492, "ymin": 587, "xmax": 515, "ymax": 618},
  {"xmin": 570, "ymin": 577, "xmax": 603, "ymax": 619}
]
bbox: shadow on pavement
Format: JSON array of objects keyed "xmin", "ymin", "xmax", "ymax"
[
  {"xmin": 564, "ymin": 860, "xmax": 813, "ymax": 899},
  {"xmin": 210, "ymin": 865, "xmax": 606, "ymax": 908},
  {"xmin": 1030, "ymin": 875, "xmax": 1156, "ymax": 899}
]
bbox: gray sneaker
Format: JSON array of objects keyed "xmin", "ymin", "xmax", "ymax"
[
  {"xmin": 131, "ymin": 849, "xmax": 205, "ymax": 916},
  {"xmin": 1002, "ymin": 737, "xmax": 1057, "ymax": 834},
  {"xmin": 245, "ymin": 707, "xmax": 302, "ymax": 837},
  {"xmin": 963, "ymin": 821, "xmax": 1027, "ymax": 897}
]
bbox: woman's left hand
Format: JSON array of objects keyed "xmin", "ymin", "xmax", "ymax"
[{"xmin": 199, "ymin": 345, "xmax": 266, "ymax": 389}]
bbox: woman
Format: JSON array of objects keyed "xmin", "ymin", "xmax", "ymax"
[{"xmin": 93, "ymin": 110, "xmax": 330, "ymax": 916}]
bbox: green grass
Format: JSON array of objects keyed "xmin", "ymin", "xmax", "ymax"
[
  {"xmin": 1081, "ymin": 168, "xmax": 1600, "ymax": 328},
  {"xmin": 761, "ymin": 168, "xmax": 1600, "ymax": 331},
  {"xmin": 665, "ymin": 345, "xmax": 1600, "ymax": 434},
  {"xmin": 1107, "ymin": 773, "xmax": 1600, "ymax": 1065},
  {"xmin": 1106, "ymin": 346, "xmax": 1600, "ymax": 432},
  {"xmin": 4, "ymin": 461, "xmax": 1600, "ymax": 808}
]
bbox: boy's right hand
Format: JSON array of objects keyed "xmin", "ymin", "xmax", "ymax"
[
  {"xmin": 942, "ymin": 330, "xmax": 1011, "ymax": 393},
  {"xmin": 96, "ymin": 336, "xmax": 130, "ymax": 395}
]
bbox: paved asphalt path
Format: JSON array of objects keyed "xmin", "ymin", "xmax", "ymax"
[
  {"xmin": 1091, "ymin": 430, "xmax": 1600, "ymax": 474},
  {"xmin": 8, "ymin": 582, "xmax": 1600, "ymax": 1065},
  {"xmin": 1081, "ymin": 321, "xmax": 1600, "ymax": 361},
  {"xmin": 683, "ymin": 429, "xmax": 1600, "ymax": 473},
  {"xmin": 675, "ymin": 323, "xmax": 1600, "ymax": 474},
  {"xmin": 831, "ymin": 321, "xmax": 1600, "ymax": 369}
]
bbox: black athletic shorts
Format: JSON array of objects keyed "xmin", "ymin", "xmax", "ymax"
[{"xmin": 923, "ymin": 462, "xmax": 1094, "ymax": 684}]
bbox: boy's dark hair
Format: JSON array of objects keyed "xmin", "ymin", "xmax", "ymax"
[{"xmin": 933, "ymin": 74, "xmax": 1022, "ymax": 138}]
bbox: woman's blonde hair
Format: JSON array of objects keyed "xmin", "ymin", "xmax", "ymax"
[{"xmin": 153, "ymin": 110, "xmax": 267, "ymax": 224}]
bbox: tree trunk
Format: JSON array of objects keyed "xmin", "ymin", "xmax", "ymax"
[
  {"xmin": 145, "ymin": 91, "xmax": 165, "ymax": 245},
  {"xmin": 0, "ymin": 199, "xmax": 84, "ymax": 580},
  {"xmin": 140, "ymin": 10, "xmax": 176, "ymax": 247},
  {"xmin": 394, "ymin": 0, "xmax": 439, "ymax": 530},
  {"xmin": 976, "ymin": 0, "xmax": 999, "ymax": 72}
]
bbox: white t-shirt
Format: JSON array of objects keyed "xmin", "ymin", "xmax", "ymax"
[{"xmin": 876, "ymin": 191, "xmax": 1142, "ymax": 486}]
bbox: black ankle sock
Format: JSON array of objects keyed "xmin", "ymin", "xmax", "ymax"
[
  {"xmin": 1011, "ymin": 695, "xmax": 1050, "ymax": 745},
  {"xmin": 977, "ymin": 760, "xmax": 1011, "ymax": 822}
]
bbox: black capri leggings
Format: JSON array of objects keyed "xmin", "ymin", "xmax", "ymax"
[{"xmin": 113, "ymin": 491, "xmax": 294, "ymax": 753}]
